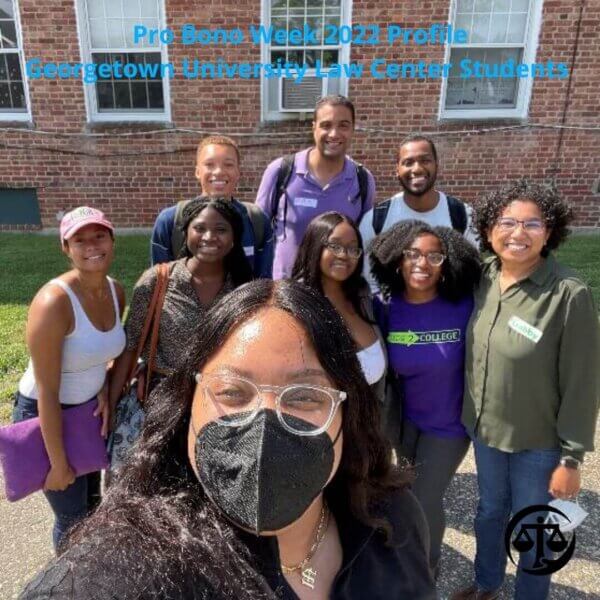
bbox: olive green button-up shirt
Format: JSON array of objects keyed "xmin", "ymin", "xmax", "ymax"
[{"xmin": 462, "ymin": 254, "xmax": 599, "ymax": 462}]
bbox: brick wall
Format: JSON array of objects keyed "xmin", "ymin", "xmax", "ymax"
[{"xmin": 1, "ymin": 0, "xmax": 598, "ymax": 229}]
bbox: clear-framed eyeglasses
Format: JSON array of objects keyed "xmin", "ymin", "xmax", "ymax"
[
  {"xmin": 401, "ymin": 248, "xmax": 446, "ymax": 267},
  {"xmin": 495, "ymin": 217, "xmax": 546, "ymax": 233},
  {"xmin": 324, "ymin": 242, "xmax": 363, "ymax": 259},
  {"xmin": 194, "ymin": 373, "xmax": 347, "ymax": 436}
]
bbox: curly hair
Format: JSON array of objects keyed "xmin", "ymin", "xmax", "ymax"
[
  {"xmin": 473, "ymin": 179, "xmax": 572, "ymax": 255},
  {"xmin": 291, "ymin": 211, "xmax": 372, "ymax": 322},
  {"xmin": 64, "ymin": 280, "xmax": 409, "ymax": 597},
  {"xmin": 369, "ymin": 220, "xmax": 481, "ymax": 302},
  {"xmin": 178, "ymin": 197, "xmax": 253, "ymax": 287}
]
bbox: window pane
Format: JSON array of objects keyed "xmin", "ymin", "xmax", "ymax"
[
  {"xmin": 147, "ymin": 81, "xmax": 164, "ymax": 108},
  {"xmin": 96, "ymin": 81, "xmax": 114, "ymax": 108},
  {"xmin": 114, "ymin": 82, "xmax": 131, "ymax": 108},
  {"xmin": 270, "ymin": 17, "xmax": 287, "ymax": 46},
  {"xmin": 455, "ymin": 14, "xmax": 472, "ymax": 37},
  {"xmin": 325, "ymin": 0, "xmax": 340, "ymax": 6},
  {"xmin": 0, "ymin": 81, "xmax": 10, "ymax": 107},
  {"xmin": 5, "ymin": 52, "xmax": 20, "ymax": 79},
  {"xmin": 471, "ymin": 13, "xmax": 491, "ymax": 43},
  {"xmin": 306, "ymin": 16, "xmax": 323, "ymax": 44},
  {"xmin": 494, "ymin": 0, "xmax": 510, "ymax": 11},
  {"xmin": 289, "ymin": 0, "xmax": 304, "ymax": 7},
  {"xmin": 489, "ymin": 13, "xmax": 509, "ymax": 42},
  {"xmin": 0, "ymin": 53, "xmax": 7, "ymax": 79},
  {"xmin": 304, "ymin": 49, "xmax": 318, "ymax": 67},
  {"xmin": 0, "ymin": 20, "xmax": 17, "ymax": 48},
  {"xmin": 307, "ymin": 0, "xmax": 323, "ymax": 7},
  {"xmin": 271, "ymin": 50, "xmax": 285, "ymax": 66},
  {"xmin": 140, "ymin": 0, "xmax": 159, "ymax": 18},
  {"xmin": 511, "ymin": 0, "xmax": 529, "ymax": 11},
  {"xmin": 130, "ymin": 81, "xmax": 148, "ymax": 108},
  {"xmin": 0, "ymin": 0, "xmax": 14, "ymax": 19},
  {"xmin": 90, "ymin": 18, "xmax": 108, "ymax": 47},
  {"xmin": 107, "ymin": 18, "xmax": 124, "ymax": 46},
  {"xmin": 446, "ymin": 47, "xmax": 522, "ymax": 109},
  {"xmin": 123, "ymin": 0, "xmax": 139, "ymax": 18},
  {"xmin": 321, "ymin": 48, "xmax": 339, "ymax": 66},
  {"xmin": 457, "ymin": 0, "xmax": 474, "ymax": 12},
  {"xmin": 9, "ymin": 80, "xmax": 24, "ymax": 107},
  {"xmin": 474, "ymin": 0, "xmax": 492, "ymax": 11},
  {"xmin": 507, "ymin": 12, "xmax": 527, "ymax": 42},
  {"xmin": 86, "ymin": 0, "xmax": 104, "ymax": 18},
  {"xmin": 106, "ymin": 0, "xmax": 121, "ymax": 17}
]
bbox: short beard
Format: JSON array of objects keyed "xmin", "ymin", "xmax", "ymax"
[{"xmin": 397, "ymin": 175, "xmax": 435, "ymax": 197}]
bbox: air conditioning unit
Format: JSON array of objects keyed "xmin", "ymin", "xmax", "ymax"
[{"xmin": 279, "ymin": 73, "xmax": 327, "ymax": 112}]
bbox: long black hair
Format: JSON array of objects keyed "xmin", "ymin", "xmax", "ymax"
[
  {"xmin": 291, "ymin": 211, "xmax": 371, "ymax": 321},
  {"xmin": 179, "ymin": 196, "xmax": 253, "ymax": 286},
  {"xmin": 369, "ymin": 220, "xmax": 481, "ymax": 302},
  {"xmin": 65, "ymin": 281, "xmax": 407, "ymax": 597}
]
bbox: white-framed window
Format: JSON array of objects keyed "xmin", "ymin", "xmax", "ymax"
[
  {"xmin": 261, "ymin": 0, "xmax": 351, "ymax": 122},
  {"xmin": 75, "ymin": 0, "xmax": 171, "ymax": 123},
  {"xmin": 0, "ymin": 0, "xmax": 31, "ymax": 121},
  {"xmin": 439, "ymin": 0, "xmax": 543, "ymax": 120}
]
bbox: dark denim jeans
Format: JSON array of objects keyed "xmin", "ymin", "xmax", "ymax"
[
  {"xmin": 472, "ymin": 438, "xmax": 560, "ymax": 600},
  {"xmin": 12, "ymin": 391, "xmax": 101, "ymax": 551}
]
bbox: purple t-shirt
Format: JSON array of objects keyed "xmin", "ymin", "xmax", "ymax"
[
  {"xmin": 386, "ymin": 295, "xmax": 474, "ymax": 438},
  {"xmin": 255, "ymin": 148, "xmax": 375, "ymax": 279}
]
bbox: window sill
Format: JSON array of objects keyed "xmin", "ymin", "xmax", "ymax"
[{"xmin": 84, "ymin": 120, "xmax": 175, "ymax": 133}]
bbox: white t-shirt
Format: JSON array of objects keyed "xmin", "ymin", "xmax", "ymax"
[{"xmin": 359, "ymin": 191, "xmax": 479, "ymax": 292}]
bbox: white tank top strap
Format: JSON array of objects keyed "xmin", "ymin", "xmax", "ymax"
[
  {"xmin": 48, "ymin": 278, "xmax": 80, "ymax": 337},
  {"xmin": 106, "ymin": 277, "xmax": 120, "ymax": 324}
]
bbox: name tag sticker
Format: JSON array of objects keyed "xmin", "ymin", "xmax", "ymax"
[
  {"xmin": 243, "ymin": 245, "xmax": 254, "ymax": 257},
  {"xmin": 295, "ymin": 197, "xmax": 318, "ymax": 208},
  {"xmin": 508, "ymin": 315, "xmax": 543, "ymax": 343}
]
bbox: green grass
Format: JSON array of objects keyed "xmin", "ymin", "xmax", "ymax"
[
  {"xmin": 0, "ymin": 234, "xmax": 149, "ymax": 422},
  {"xmin": 0, "ymin": 233, "xmax": 599, "ymax": 423}
]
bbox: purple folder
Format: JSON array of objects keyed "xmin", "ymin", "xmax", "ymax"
[{"xmin": 0, "ymin": 398, "xmax": 108, "ymax": 502}]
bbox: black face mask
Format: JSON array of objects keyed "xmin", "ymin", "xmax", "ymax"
[{"xmin": 194, "ymin": 409, "xmax": 336, "ymax": 534}]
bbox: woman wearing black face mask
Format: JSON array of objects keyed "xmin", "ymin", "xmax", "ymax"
[{"xmin": 20, "ymin": 281, "xmax": 436, "ymax": 600}]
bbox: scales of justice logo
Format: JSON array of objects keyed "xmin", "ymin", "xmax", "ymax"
[{"xmin": 504, "ymin": 504, "xmax": 576, "ymax": 575}]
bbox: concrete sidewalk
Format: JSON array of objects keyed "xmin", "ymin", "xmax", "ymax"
[{"xmin": 1, "ymin": 423, "xmax": 599, "ymax": 599}]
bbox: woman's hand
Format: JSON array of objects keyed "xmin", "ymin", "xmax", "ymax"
[
  {"xmin": 94, "ymin": 381, "xmax": 111, "ymax": 438},
  {"xmin": 549, "ymin": 465, "xmax": 581, "ymax": 499},
  {"xmin": 44, "ymin": 462, "xmax": 76, "ymax": 492}
]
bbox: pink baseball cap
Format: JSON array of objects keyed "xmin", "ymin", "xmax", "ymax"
[{"xmin": 60, "ymin": 206, "xmax": 114, "ymax": 244}]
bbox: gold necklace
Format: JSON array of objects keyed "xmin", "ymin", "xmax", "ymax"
[{"xmin": 281, "ymin": 504, "xmax": 329, "ymax": 590}]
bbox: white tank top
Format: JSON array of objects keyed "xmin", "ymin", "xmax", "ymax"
[
  {"xmin": 19, "ymin": 278, "xmax": 126, "ymax": 405},
  {"xmin": 356, "ymin": 339, "xmax": 386, "ymax": 385}
]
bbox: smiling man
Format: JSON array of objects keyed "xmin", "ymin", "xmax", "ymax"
[
  {"xmin": 360, "ymin": 134, "xmax": 477, "ymax": 291},
  {"xmin": 256, "ymin": 95, "xmax": 376, "ymax": 279},
  {"xmin": 150, "ymin": 135, "xmax": 273, "ymax": 278}
]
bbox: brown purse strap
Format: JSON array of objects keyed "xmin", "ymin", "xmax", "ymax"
[
  {"xmin": 143, "ymin": 262, "xmax": 170, "ymax": 401},
  {"xmin": 126, "ymin": 263, "xmax": 170, "ymax": 386}
]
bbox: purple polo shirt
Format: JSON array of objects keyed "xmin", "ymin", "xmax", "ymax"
[
  {"xmin": 386, "ymin": 294, "xmax": 474, "ymax": 438},
  {"xmin": 256, "ymin": 147, "xmax": 375, "ymax": 279}
]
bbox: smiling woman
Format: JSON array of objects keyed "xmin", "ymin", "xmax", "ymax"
[
  {"xmin": 12, "ymin": 206, "xmax": 126, "ymax": 550},
  {"xmin": 109, "ymin": 198, "xmax": 253, "ymax": 415}
]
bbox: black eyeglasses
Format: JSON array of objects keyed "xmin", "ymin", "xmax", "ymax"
[
  {"xmin": 402, "ymin": 248, "xmax": 445, "ymax": 267},
  {"xmin": 324, "ymin": 242, "xmax": 362, "ymax": 259}
]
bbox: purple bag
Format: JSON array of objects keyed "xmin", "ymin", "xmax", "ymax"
[{"xmin": 0, "ymin": 398, "xmax": 108, "ymax": 502}]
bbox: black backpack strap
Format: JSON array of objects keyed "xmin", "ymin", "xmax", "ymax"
[
  {"xmin": 241, "ymin": 201, "xmax": 265, "ymax": 251},
  {"xmin": 171, "ymin": 199, "xmax": 190, "ymax": 259},
  {"xmin": 447, "ymin": 196, "xmax": 468, "ymax": 234},
  {"xmin": 269, "ymin": 154, "xmax": 295, "ymax": 225},
  {"xmin": 355, "ymin": 163, "xmax": 370, "ymax": 214},
  {"xmin": 372, "ymin": 199, "xmax": 392, "ymax": 236}
]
